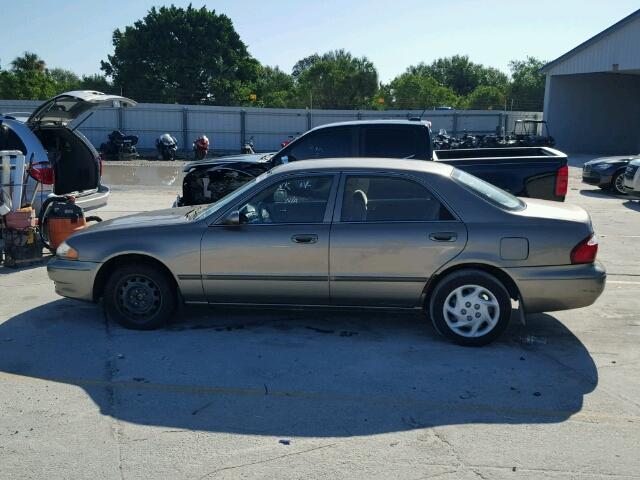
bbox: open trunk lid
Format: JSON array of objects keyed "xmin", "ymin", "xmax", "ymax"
[{"xmin": 27, "ymin": 90, "xmax": 136, "ymax": 126}]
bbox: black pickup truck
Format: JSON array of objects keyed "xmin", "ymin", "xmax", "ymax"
[{"xmin": 177, "ymin": 120, "xmax": 568, "ymax": 207}]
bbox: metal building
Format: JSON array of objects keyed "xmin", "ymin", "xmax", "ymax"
[{"xmin": 540, "ymin": 9, "xmax": 640, "ymax": 154}]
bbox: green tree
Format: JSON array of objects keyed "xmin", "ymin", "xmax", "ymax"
[
  {"xmin": 408, "ymin": 55, "xmax": 508, "ymax": 97},
  {"xmin": 508, "ymin": 57, "xmax": 546, "ymax": 111},
  {"xmin": 251, "ymin": 66, "xmax": 295, "ymax": 108},
  {"xmin": 0, "ymin": 70, "xmax": 57, "ymax": 100},
  {"xmin": 11, "ymin": 52, "xmax": 47, "ymax": 73},
  {"xmin": 100, "ymin": 5, "xmax": 260, "ymax": 105},
  {"xmin": 464, "ymin": 85, "xmax": 506, "ymax": 110},
  {"xmin": 79, "ymin": 74, "xmax": 118, "ymax": 93},
  {"xmin": 49, "ymin": 68, "xmax": 81, "ymax": 92},
  {"xmin": 294, "ymin": 50, "xmax": 378, "ymax": 109},
  {"xmin": 388, "ymin": 73, "xmax": 459, "ymax": 109}
]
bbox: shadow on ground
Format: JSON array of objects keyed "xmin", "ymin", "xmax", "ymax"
[
  {"xmin": 0, "ymin": 300, "xmax": 597, "ymax": 437},
  {"xmin": 623, "ymin": 200, "xmax": 640, "ymax": 212}
]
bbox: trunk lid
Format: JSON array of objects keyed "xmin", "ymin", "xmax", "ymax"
[
  {"xmin": 517, "ymin": 197, "xmax": 591, "ymax": 225},
  {"xmin": 27, "ymin": 91, "xmax": 136, "ymax": 126}
]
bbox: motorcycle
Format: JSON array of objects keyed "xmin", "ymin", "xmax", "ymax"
[
  {"xmin": 241, "ymin": 136, "xmax": 255, "ymax": 154},
  {"xmin": 193, "ymin": 135, "xmax": 209, "ymax": 160},
  {"xmin": 280, "ymin": 135, "xmax": 295, "ymax": 149},
  {"xmin": 100, "ymin": 130, "xmax": 139, "ymax": 160},
  {"xmin": 156, "ymin": 133, "xmax": 178, "ymax": 161},
  {"xmin": 433, "ymin": 129, "xmax": 453, "ymax": 150},
  {"xmin": 457, "ymin": 131, "xmax": 479, "ymax": 149}
]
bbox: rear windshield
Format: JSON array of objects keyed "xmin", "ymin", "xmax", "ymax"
[{"xmin": 451, "ymin": 169, "xmax": 525, "ymax": 211}]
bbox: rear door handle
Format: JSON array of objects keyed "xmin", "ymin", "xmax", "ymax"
[
  {"xmin": 292, "ymin": 234, "xmax": 318, "ymax": 244},
  {"xmin": 429, "ymin": 232, "xmax": 457, "ymax": 242}
]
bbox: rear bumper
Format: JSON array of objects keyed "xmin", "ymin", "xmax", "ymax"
[
  {"xmin": 47, "ymin": 257, "xmax": 101, "ymax": 302},
  {"xmin": 508, "ymin": 262, "xmax": 606, "ymax": 313},
  {"xmin": 74, "ymin": 185, "xmax": 110, "ymax": 212}
]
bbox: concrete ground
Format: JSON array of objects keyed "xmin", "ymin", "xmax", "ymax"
[{"xmin": 0, "ymin": 155, "xmax": 639, "ymax": 479}]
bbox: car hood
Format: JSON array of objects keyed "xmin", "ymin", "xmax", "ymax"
[
  {"xmin": 585, "ymin": 155, "xmax": 638, "ymax": 166},
  {"xmin": 82, "ymin": 207, "xmax": 195, "ymax": 233},
  {"xmin": 183, "ymin": 153, "xmax": 275, "ymax": 172}
]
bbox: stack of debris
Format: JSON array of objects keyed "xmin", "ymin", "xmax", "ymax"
[{"xmin": 1, "ymin": 151, "xmax": 45, "ymax": 268}]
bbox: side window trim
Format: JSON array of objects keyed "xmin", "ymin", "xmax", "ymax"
[
  {"xmin": 212, "ymin": 172, "xmax": 340, "ymax": 226},
  {"xmin": 334, "ymin": 171, "xmax": 460, "ymax": 224}
]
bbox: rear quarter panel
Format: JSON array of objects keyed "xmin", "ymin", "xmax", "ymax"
[{"xmin": 427, "ymin": 172, "xmax": 592, "ymax": 269}]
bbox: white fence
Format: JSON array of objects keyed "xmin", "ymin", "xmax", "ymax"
[{"xmin": 0, "ymin": 99, "xmax": 542, "ymax": 153}]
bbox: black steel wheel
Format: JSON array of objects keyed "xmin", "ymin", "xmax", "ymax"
[{"xmin": 104, "ymin": 262, "xmax": 177, "ymax": 330}]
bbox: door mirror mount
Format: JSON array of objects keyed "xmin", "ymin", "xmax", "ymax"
[{"xmin": 221, "ymin": 210, "xmax": 240, "ymax": 226}]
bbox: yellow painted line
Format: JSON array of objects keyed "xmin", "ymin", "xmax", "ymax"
[
  {"xmin": 607, "ymin": 280, "xmax": 640, "ymax": 285},
  {"xmin": 0, "ymin": 371, "xmax": 637, "ymax": 425}
]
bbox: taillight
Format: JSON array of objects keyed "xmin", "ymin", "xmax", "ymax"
[
  {"xmin": 571, "ymin": 234, "xmax": 598, "ymax": 264},
  {"xmin": 555, "ymin": 165, "xmax": 568, "ymax": 197},
  {"xmin": 28, "ymin": 163, "xmax": 55, "ymax": 185}
]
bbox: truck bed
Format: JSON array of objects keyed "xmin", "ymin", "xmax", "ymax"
[{"xmin": 433, "ymin": 147, "xmax": 568, "ymax": 201}]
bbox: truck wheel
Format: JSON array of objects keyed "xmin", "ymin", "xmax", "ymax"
[
  {"xmin": 428, "ymin": 269, "xmax": 511, "ymax": 346},
  {"xmin": 104, "ymin": 262, "xmax": 177, "ymax": 330},
  {"xmin": 610, "ymin": 171, "xmax": 627, "ymax": 195}
]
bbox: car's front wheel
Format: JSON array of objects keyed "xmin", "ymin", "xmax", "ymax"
[
  {"xmin": 429, "ymin": 269, "xmax": 512, "ymax": 346},
  {"xmin": 104, "ymin": 262, "xmax": 177, "ymax": 330},
  {"xmin": 610, "ymin": 171, "xmax": 627, "ymax": 195}
]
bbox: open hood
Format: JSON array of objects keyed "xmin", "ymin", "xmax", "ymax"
[{"xmin": 27, "ymin": 90, "xmax": 136, "ymax": 126}]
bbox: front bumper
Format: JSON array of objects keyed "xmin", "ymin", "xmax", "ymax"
[
  {"xmin": 508, "ymin": 262, "xmax": 606, "ymax": 313},
  {"xmin": 581, "ymin": 171, "xmax": 611, "ymax": 187},
  {"xmin": 47, "ymin": 257, "xmax": 101, "ymax": 302}
]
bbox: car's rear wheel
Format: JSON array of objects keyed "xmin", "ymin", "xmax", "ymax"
[
  {"xmin": 104, "ymin": 262, "xmax": 177, "ymax": 330},
  {"xmin": 429, "ymin": 269, "xmax": 512, "ymax": 346},
  {"xmin": 610, "ymin": 171, "xmax": 627, "ymax": 195}
]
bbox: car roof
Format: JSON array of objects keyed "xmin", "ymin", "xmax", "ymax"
[
  {"xmin": 309, "ymin": 119, "xmax": 430, "ymax": 130},
  {"xmin": 270, "ymin": 158, "xmax": 454, "ymax": 176}
]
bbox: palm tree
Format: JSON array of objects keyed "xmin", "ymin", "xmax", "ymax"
[{"xmin": 11, "ymin": 52, "xmax": 46, "ymax": 73}]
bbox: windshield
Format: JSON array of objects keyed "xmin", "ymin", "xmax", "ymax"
[
  {"xmin": 191, "ymin": 170, "xmax": 272, "ymax": 221},
  {"xmin": 451, "ymin": 168, "xmax": 525, "ymax": 211}
]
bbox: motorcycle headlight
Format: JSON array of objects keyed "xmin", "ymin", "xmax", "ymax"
[{"xmin": 56, "ymin": 241, "xmax": 79, "ymax": 260}]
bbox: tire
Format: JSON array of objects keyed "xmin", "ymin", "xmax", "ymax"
[
  {"xmin": 428, "ymin": 269, "xmax": 512, "ymax": 346},
  {"xmin": 610, "ymin": 171, "xmax": 627, "ymax": 195},
  {"xmin": 104, "ymin": 262, "xmax": 177, "ymax": 330}
]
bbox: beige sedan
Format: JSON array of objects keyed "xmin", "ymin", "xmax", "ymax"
[{"xmin": 48, "ymin": 158, "xmax": 606, "ymax": 346}]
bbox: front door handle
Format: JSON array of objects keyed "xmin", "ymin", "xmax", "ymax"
[
  {"xmin": 429, "ymin": 232, "xmax": 457, "ymax": 242},
  {"xmin": 292, "ymin": 234, "xmax": 318, "ymax": 244}
]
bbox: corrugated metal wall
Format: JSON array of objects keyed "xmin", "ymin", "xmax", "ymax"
[
  {"xmin": 0, "ymin": 99, "xmax": 541, "ymax": 153},
  {"xmin": 544, "ymin": 14, "xmax": 640, "ymax": 76}
]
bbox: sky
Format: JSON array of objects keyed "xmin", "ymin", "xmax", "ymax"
[{"xmin": 0, "ymin": 0, "xmax": 638, "ymax": 82}]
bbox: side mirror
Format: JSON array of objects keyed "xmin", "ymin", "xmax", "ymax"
[{"xmin": 221, "ymin": 210, "xmax": 240, "ymax": 225}]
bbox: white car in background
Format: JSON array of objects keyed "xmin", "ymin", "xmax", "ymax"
[{"xmin": 623, "ymin": 159, "xmax": 640, "ymax": 196}]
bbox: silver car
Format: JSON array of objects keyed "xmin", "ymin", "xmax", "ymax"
[{"xmin": 47, "ymin": 158, "xmax": 606, "ymax": 346}]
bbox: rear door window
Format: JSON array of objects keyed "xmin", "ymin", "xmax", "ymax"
[
  {"xmin": 340, "ymin": 175, "xmax": 454, "ymax": 222},
  {"xmin": 362, "ymin": 126, "xmax": 419, "ymax": 159}
]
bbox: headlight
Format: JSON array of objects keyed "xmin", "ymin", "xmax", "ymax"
[
  {"xmin": 592, "ymin": 163, "xmax": 610, "ymax": 170},
  {"xmin": 56, "ymin": 241, "xmax": 79, "ymax": 260}
]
